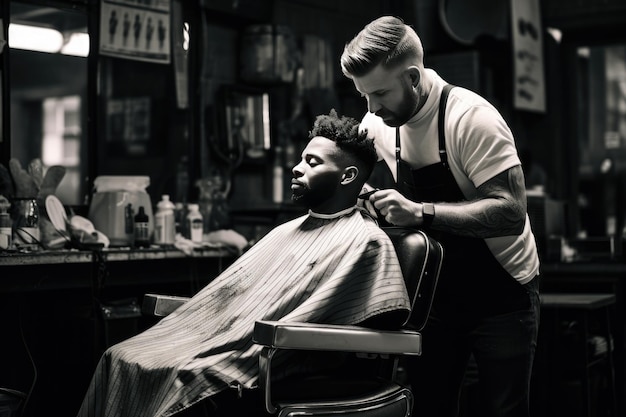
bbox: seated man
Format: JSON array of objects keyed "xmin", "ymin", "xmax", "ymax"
[{"xmin": 77, "ymin": 110, "xmax": 411, "ymax": 417}]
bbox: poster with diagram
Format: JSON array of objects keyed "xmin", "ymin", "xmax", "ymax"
[
  {"xmin": 100, "ymin": 0, "xmax": 171, "ymax": 64},
  {"xmin": 511, "ymin": 0, "xmax": 546, "ymax": 113}
]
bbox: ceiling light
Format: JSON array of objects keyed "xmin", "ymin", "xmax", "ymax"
[
  {"xmin": 61, "ymin": 32, "xmax": 90, "ymax": 57},
  {"xmin": 9, "ymin": 23, "xmax": 63, "ymax": 53}
]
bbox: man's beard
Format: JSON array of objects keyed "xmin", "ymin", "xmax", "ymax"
[
  {"xmin": 291, "ymin": 186, "xmax": 334, "ymax": 210},
  {"xmin": 291, "ymin": 192, "xmax": 305, "ymax": 204},
  {"xmin": 291, "ymin": 190, "xmax": 314, "ymax": 208},
  {"xmin": 379, "ymin": 84, "xmax": 420, "ymax": 127}
]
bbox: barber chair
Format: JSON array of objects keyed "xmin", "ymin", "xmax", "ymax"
[{"xmin": 142, "ymin": 227, "xmax": 443, "ymax": 417}]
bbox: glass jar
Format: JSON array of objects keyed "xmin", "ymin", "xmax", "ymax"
[{"xmin": 14, "ymin": 198, "xmax": 40, "ymax": 246}]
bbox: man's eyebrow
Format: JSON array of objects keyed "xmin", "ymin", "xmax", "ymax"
[
  {"xmin": 302, "ymin": 150, "xmax": 325, "ymax": 161},
  {"xmin": 360, "ymin": 88, "xmax": 387, "ymax": 96}
]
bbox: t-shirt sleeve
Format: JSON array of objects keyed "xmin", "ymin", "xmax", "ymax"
[{"xmin": 454, "ymin": 104, "xmax": 521, "ymax": 188}]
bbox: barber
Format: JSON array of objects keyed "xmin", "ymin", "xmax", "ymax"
[{"xmin": 342, "ymin": 16, "xmax": 540, "ymax": 417}]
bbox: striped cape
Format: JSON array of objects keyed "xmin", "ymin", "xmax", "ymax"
[{"xmin": 77, "ymin": 208, "xmax": 411, "ymax": 417}]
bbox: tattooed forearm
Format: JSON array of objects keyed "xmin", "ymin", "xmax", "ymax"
[{"xmin": 429, "ymin": 166, "xmax": 528, "ymax": 239}]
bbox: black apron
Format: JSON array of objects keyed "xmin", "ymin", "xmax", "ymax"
[{"xmin": 396, "ymin": 85, "xmax": 529, "ymax": 319}]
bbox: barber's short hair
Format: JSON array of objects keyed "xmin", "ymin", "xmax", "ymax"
[
  {"xmin": 309, "ymin": 109, "xmax": 377, "ymax": 179},
  {"xmin": 341, "ymin": 15, "xmax": 424, "ymax": 78}
]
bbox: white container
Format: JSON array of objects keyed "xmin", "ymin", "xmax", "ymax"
[
  {"xmin": 186, "ymin": 204, "xmax": 203, "ymax": 243},
  {"xmin": 88, "ymin": 176, "xmax": 153, "ymax": 247},
  {"xmin": 154, "ymin": 195, "xmax": 176, "ymax": 245}
]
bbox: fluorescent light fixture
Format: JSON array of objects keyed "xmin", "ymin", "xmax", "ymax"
[
  {"xmin": 9, "ymin": 23, "xmax": 63, "ymax": 53},
  {"xmin": 9, "ymin": 23, "xmax": 89, "ymax": 57},
  {"xmin": 61, "ymin": 32, "xmax": 90, "ymax": 57}
]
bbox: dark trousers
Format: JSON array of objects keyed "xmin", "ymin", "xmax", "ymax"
[{"xmin": 408, "ymin": 278, "xmax": 540, "ymax": 417}]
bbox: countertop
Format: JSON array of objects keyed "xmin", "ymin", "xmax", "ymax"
[
  {"xmin": 541, "ymin": 260, "xmax": 626, "ymax": 275},
  {"xmin": 0, "ymin": 245, "xmax": 233, "ymax": 266},
  {"xmin": 0, "ymin": 244, "xmax": 237, "ymax": 293},
  {"xmin": 540, "ymin": 292, "xmax": 616, "ymax": 309}
]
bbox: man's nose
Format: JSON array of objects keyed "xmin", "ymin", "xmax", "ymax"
[
  {"xmin": 366, "ymin": 96, "xmax": 381, "ymax": 114},
  {"xmin": 292, "ymin": 162, "xmax": 304, "ymax": 177}
]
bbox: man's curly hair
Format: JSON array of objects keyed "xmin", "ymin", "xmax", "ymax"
[{"xmin": 309, "ymin": 109, "xmax": 377, "ymax": 179}]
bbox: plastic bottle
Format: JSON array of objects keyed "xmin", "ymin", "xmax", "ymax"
[
  {"xmin": 174, "ymin": 202, "xmax": 186, "ymax": 237},
  {"xmin": 134, "ymin": 206, "xmax": 151, "ymax": 248},
  {"xmin": 272, "ymin": 147, "xmax": 284, "ymax": 203},
  {"xmin": 154, "ymin": 195, "xmax": 176, "ymax": 246},
  {"xmin": 186, "ymin": 204, "xmax": 203, "ymax": 243},
  {"xmin": 272, "ymin": 165, "xmax": 283, "ymax": 203}
]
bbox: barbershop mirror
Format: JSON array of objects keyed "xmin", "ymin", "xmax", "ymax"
[
  {"xmin": 8, "ymin": 1, "xmax": 89, "ymax": 205},
  {"xmin": 575, "ymin": 42, "xmax": 626, "ymax": 238}
]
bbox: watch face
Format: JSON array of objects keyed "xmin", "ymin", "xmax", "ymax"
[{"xmin": 422, "ymin": 203, "xmax": 435, "ymax": 228}]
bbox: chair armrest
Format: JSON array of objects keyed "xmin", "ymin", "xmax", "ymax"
[
  {"xmin": 253, "ymin": 320, "xmax": 421, "ymax": 414},
  {"xmin": 141, "ymin": 293, "xmax": 191, "ymax": 317},
  {"xmin": 253, "ymin": 320, "xmax": 422, "ymax": 356}
]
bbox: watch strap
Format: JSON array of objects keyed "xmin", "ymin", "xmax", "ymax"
[{"xmin": 422, "ymin": 203, "xmax": 435, "ymax": 228}]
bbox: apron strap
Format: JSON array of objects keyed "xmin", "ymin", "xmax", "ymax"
[
  {"xmin": 395, "ymin": 128, "xmax": 401, "ymax": 185},
  {"xmin": 396, "ymin": 84, "xmax": 456, "ymax": 185},
  {"xmin": 438, "ymin": 84, "xmax": 455, "ymax": 170}
]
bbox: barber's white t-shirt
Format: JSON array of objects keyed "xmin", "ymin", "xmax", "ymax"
[{"xmin": 361, "ymin": 69, "xmax": 540, "ymax": 284}]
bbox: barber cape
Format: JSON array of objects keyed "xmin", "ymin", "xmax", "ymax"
[{"xmin": 78, "ymin": 207, "xmax": 411, "ymax": 417}]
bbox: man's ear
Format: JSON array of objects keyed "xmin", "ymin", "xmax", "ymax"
[
  {"xmin": 341, "ymin": 166, "xmax": 359, "ymax": 185},
  {"xmin": 407, "ymin": 66, "xmax": 420, "ymax": 89}
]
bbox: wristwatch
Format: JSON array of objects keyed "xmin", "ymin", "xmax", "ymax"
[{"xmin": 422, "ymin": 203, "xmax": 435, "ymax": 228}]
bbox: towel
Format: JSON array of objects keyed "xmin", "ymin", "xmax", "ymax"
[{"xmin": 78, "ymin": 209, "xmax": 410, "ymax": 417}]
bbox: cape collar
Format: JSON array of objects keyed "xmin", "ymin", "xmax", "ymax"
[{"xmin": 308, "ymin": 205, "xmax": 358, "ymax": 219}]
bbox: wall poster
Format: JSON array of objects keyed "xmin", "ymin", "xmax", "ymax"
[
  {"xmin": 511, "ymin": 0, "xmax": 546, "ymax": 113},
  {"xmin": 100, "ymin": 0, "xmax": 171, "ymax": 64}
]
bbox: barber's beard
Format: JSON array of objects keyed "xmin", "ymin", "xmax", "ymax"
[{"xmin": 380, "ymin": 84, "xmax": 421, "ymax": 127}]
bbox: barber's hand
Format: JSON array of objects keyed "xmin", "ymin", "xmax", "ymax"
[
  {"xmin": 358, "ymin": 186, "xmax": 379, "ymax": 219},
  {"xmin": 367, "ymin": 189, "xmax": 421, "ymax": 227}
]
